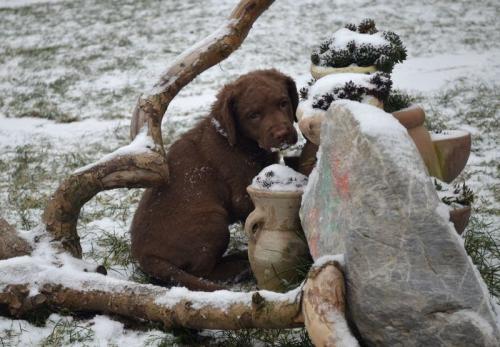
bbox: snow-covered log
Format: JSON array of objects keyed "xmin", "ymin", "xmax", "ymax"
[
  {"xmin": 0, "ymin": 268, "xmax": 302, "ymax": 330},
  {"xmin": 0, "ymin": 232, "xmax": 304, "ymax": 330},
  {"xmin": 42, "ymin": 0, "xmax": 275, "ymax": 258}
]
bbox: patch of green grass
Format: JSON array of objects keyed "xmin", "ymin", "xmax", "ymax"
[
  {"xmin": 3, "ymin": 45, "xmax": 66, "ymax": 60},
  {"xmin": 48, "ymin": 74, "xmax": 80, "ymax": 96},
  {"xmin": 424, "ymin": 110, "xmax": 449, "ymax": 133},
  {"xmin": 86, "ymin": 229, "xmax": 133, "ymax": 269},
  {"xmin": 6, "ymin": 144, "xmax": 51, "ymax": 229},
  {"xmin": 144, "ymin": 332, "xmax": 175, "ymax": 347},
  {"xmin": 7, "ymin": 88, "xmax": 79, "ymax": 123},
  {"xmin": 41, "ymin": 316, "xmax": 95, "ymax": 347},
  {"xmin": 463, "ymin": 216, "xmax": 500, "ymax": 301},
  {"xmin": 216, "ymin": 328, "xmax": 313, "ymax": 347},
  {"xmin": 426, "ymin": 80, "xmax": 500, "ymax": 133}
]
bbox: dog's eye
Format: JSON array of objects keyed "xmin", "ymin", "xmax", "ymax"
[
  {"xmin": 279, "ymin": 99, "xmax": 289, "ymax": 108},
  {"xmin": 248, "ymin": 113, "xmax": 261, "ymax": 120}
]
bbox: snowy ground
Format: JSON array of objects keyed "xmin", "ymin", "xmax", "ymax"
[{"xmin": 0, "ymin": 0, "xmax": 499, "ymax": 345}]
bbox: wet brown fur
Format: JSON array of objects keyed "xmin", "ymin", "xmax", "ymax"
[{"xmin": 130, "ymin": 69, "xmax": 299, "ymax": 291}]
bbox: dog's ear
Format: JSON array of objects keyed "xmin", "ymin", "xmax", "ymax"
[
  {"xmin": 283, "ymin": 75, "xmax": 299, "ymax": 122},
  {"xmin": 212, "ymin": 86, "xmax": 237, "ymax": 146},
  {"xmin": 265, "ymin": 69, "xmax": 299, "ymax": 122}
]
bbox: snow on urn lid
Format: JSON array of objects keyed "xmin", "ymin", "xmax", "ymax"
[{"xmin": 251, "ymin": 164, "xmax": 308, "ymax": 192}]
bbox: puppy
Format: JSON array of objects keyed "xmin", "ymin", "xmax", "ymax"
[{"xmin": 130, "ymin": 69, "xmax": 298, "ymax": 291}]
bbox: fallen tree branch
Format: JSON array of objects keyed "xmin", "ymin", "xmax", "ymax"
[
  {"xmin": 0, "ymin": 254, "xmax": 302, "ymax": 330},
  {"xmin": 0, "ymin": 231, "xmax": 356, "ymax": 340}
]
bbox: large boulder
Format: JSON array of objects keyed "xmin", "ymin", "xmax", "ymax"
[{"xmin": 300, "ymin": 100, "xmax": 500, "ymax": 346}]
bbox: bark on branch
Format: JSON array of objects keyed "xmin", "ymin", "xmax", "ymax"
[
  {"xmin": 302, "ymin": 259, "xmax": 359, "ymax": 347},
  {"xmin": 0, "ymin": 256, "xmax": 302, "ymax": 330},
  {"xmin": 42, "ymin": 145, "xmax": 168, "ymax": 257},
  {"xmin": 42, "ymin": 0, "xmax": 274, "ymax": 258},
  {"xmin": 0, "ymin": 233, "xmax": 357, "ymax": 341}
]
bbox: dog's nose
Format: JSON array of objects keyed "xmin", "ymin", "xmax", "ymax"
[{"xmin": 273, "ymin": 127, "xmax": 292, "ymax": 143}]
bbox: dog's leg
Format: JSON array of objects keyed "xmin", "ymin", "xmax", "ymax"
[
  {"xmin": 140, "ymin": 256, "xmax": 225, "ymax": 292},
  {"xmin": 205, "ymin": 252, "xmax": 251, "ymax": 283}
]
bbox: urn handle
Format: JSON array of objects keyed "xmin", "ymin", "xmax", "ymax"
[{"xmin": 244, "ymin": 207, "xmax": 265, "ymax": 242}]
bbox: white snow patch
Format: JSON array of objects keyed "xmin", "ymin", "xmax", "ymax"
[
  {"xmin": 311, "ymin": 73, "xmax": 377, "ymax": 96},
  {"xmin": 333, "ymin": 99, "xmax": 407, "ymax": 136},
  {"xmin": 211, "ymin": 117, "xmax": 228, "ymax": 138},
  {"xmin": 74, "ymin": 127, "xmax": 155, "ymax": 173},
  {"xmin": 251, "ymin": 164, "xmax": 308, "ymax": 192},
  {"xmin": 0, "ymin": 116, "xmax": 124, "ymax": 148},
  {"xmin": 430, "ymin": 129, "xmax": 470, "ymax": 141},
  {"xmin": 436, "ymin": 202, "xmax": 451, "ymax": 222},
  {"xmin": 155, "ymin": 285, "xmax": 301, "ymax": 312},
  {"xmin": 329, "ymin": 28, "xmax": 389, "ymax": 50},
  {"xmin": 92, "ymin": 315, "xmax": 124, "ymax": 343},
  {"xmin": 0, "ymin": 0, "xmax": 62, "ymax": 8},
  {"xmin": 298, "ymin": 73, "xmax": 381, "ymax": 119},
  {"xmin": 170, "ymin": 93, "xmax": 216, "ymax": 112},
  {"xmin": 392, "ymin": 50, "xmax": 500, "ymax": 92},
  {"xmin": 313, "ymin": 254, "xmax": 346, "ymax": 269},
  {"xmin": 156, "ymin": 287, "xmax": 250, "ymax": 310},
  {"xmin": 326, "ymin": 310, "xmax": 360, "ymax": 347}
]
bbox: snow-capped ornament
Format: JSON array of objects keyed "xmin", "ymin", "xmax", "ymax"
[
  {"xmin": 297, "ymin": 72, "xmax": 392, "ymax": 144},
  {"xmin": 310, "ymin": 19, "xmax": 407, "ymax": 79}
]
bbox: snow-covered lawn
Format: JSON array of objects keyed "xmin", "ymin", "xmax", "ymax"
[{"xmin": 0, "ymin": 0, "xmax": 498, "ymax": 345}]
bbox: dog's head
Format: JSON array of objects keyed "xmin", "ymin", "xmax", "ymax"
[{"xmin": 211, "ymin": 69, "xmax": 298, "ymax": 151}]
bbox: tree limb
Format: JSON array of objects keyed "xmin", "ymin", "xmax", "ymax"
[
  {"xmin": 42, "ymin": 136, "xmax": 168, "ymax": 257},
  {"xmin": 0, "ymin": 256, "xmax": 302, "ymax": 330}
]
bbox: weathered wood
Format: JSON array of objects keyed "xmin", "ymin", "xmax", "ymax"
[
  {"xmin": 42, "ymin": 149, "xmax": 168, "ymax": 257},
  {"xmin": 302, "ymin": 259, "xmax": 359, "ymax": 347},
  {"xmin": 0, "ymin": 258, "xmax": 302, "ymax": 330}
]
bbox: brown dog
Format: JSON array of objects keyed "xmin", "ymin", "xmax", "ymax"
[{"xmin": 130, "ymin": 69, "xmax": 299, "ymax": 291}]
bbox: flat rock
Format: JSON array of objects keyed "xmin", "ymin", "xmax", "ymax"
[{"xmin": 300, "ymin": 100, "xmax": 500, "ymax": 346}]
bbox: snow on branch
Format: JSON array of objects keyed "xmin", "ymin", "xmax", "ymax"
[
  {"xmin": 74, "ymin": 127, "xmax": 156, "ymax": 174},
  {"xmin": 0, "ymin": 235, "xmax": 303, "ymax": 330}
]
